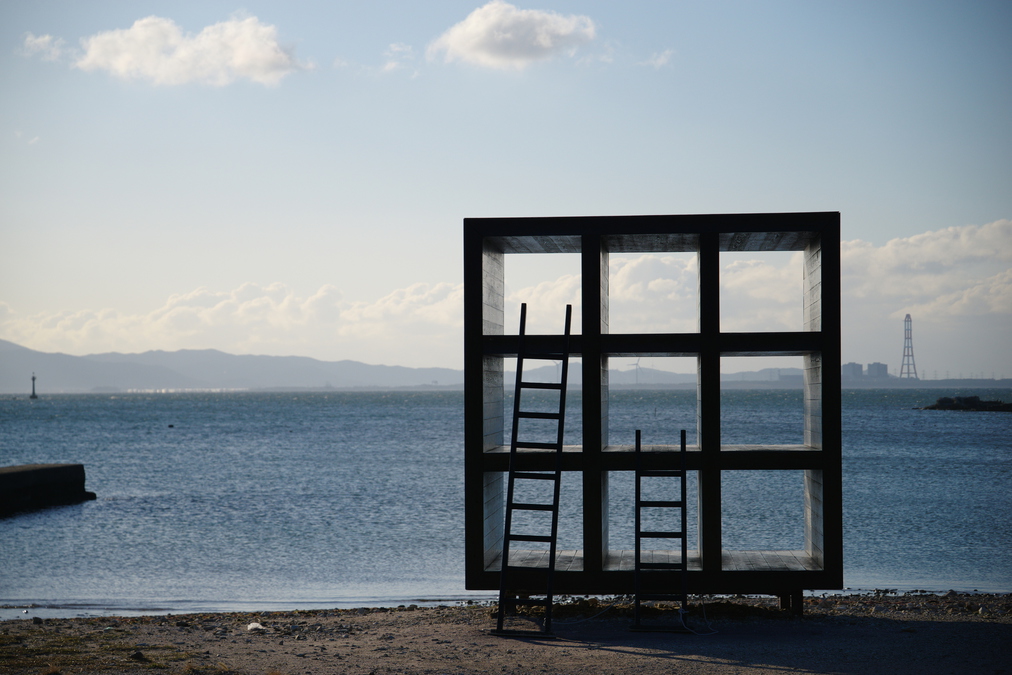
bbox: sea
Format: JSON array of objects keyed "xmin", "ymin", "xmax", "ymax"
[{"xmin": 1, "ymin": 388, "xmax": 1010, "ymax": 620}]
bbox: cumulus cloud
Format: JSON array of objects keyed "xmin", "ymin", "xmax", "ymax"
[
  {"xmin": 428, "ymin": 1, "xmax": 595, "ymax": 70},
  {"xmin": 843, "ymin": 219, "xmax": 1012, "ymax": 316},
  {"xmin": 608, "ymin": 254, "xmax": 698, "ymax": 333},
  {"xmin": 73, "ymin": 15, "xmax": 303, "ymax": 86},
  {"xmin": 22, "ymin": 32, "xmax": 66, "ymax": 61},
  {"xmin": 0, "ymin": 283, "xmax": 342, "ymax": 356},
  {"xmin": 901, "ymin": 268, "xmax": 1012, "ymax": 318},
  {"xmin": 339, "ymin": 282, "xmax": 463, "ymax": 336},
  {"xmin": 506, "ymin": 274, "xmax": 583, "ymax": 334}
]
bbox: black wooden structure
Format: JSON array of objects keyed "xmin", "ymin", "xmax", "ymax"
[{"xmin": 463, "ymin": 213, "xmax": 843, "ymax": 610}]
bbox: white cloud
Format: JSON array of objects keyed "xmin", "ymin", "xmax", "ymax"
[
  {"xmin": 608, "ymin": 254, "xmax": 698, "ymax": 333},
  {"xmin": 21, "ymin": 32, "xmax": 66, "ymax": 61},
  {"xmin": 639, "ymin": 49, "xmax": 673, "ymax": 69},
  {"xmin": 506, "ymin": 274, "xmax": 582, "ymax": 334},
  {"xmin": 900, "ymin": 268, "xmax": 1012, "ymax": 318},
  {"xmin": 339, "ymin": 282, "xmax": 462, "ymax": 336},
  {"xmin": 74, "ymin": 15, "xmax": 303, "ymax": 86},
  {"xmin": 428, "ymin": 1, "xmax": 595, "ymax": 70},
  {"xmin": 842, "ymin": 219, "xmax": 1012, "ymax": 314},
  {"xmin": 0, "ymin": 282, "xmax": 464, "ymax": 368}
]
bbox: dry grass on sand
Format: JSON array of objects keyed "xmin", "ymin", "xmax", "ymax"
[{"xmin": 2, "ymin": 592, "xmax": 1010, "ymax": 675}]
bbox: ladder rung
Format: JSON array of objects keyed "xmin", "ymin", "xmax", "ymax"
[
  {"xmin": 638, "ymin": 531, "xmax": 684, "ymax": 539},
  {"xmin": 517, "ymin": 411, "xmax": 561, "ymax": 420},
  {"xmin": 511, "ymin": 502, "xmax": 556, "ymax": 512},
  {"xmin": 638, "ymin": 562, "xmax": 686, "ymax": 570},
  {"xmin": 508, "ymin": 534, "xmax": 553, "ymax": 543},
  {"xmin": 521, "ymin": 381, "xmax": 563, "ymax": 390},
  {"xmin": 639, "ymin": 470, "xmax": 685, "ymax": 478},
  {"xmin": 638, "ymin": 500, "xmax": 684, "ymax": 508},
  {"xmin": 515, "ymin": 441, "xmax": 558, "ymax": 450},
  {"xmin": 514, "ymin": 471, "xmax": 557, "ymax": 480}
]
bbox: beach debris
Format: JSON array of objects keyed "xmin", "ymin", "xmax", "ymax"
[{"xmin": 247, "ymin": 622, "xmax": 266, "ymax": 631}]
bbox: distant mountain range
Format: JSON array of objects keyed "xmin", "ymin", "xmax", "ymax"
[
  {"xmin": 0, "ymin": 340, "xmax": 464, "ymax": 393},
  {"xmin": 0, "ymin": 339, "xmax": 811, "ymax": 394}
]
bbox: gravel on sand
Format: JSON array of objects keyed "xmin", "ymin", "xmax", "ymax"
[{"xmin": 2, "ymin": 592, "xmax": 1009, "ymax": 675}]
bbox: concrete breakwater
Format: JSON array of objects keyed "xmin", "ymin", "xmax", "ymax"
[{"xmin": 0, "ymin": 464, "xmax": 96, "ymax": 517}]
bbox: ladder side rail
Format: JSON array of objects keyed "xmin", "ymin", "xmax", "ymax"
[
  {"xmin": 680, "ymin": 429, "xmax": 688, "ymax": 609},
  {"xmin": 497, "ymin": 303, "xmax": 528, "ymax": 632},
  {"xmin": 633, "ymin": 429, "xmax": 643, "ymax": 627}
]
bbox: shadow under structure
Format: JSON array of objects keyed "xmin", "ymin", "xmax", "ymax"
[{"xmin": 463, "ymin": 213, "xmax": 843, "ymax": 613}]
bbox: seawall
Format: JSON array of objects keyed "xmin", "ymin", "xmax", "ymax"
[{"xmin": 0, "ymin": 464, "xmax": 97, "ymax": 517}]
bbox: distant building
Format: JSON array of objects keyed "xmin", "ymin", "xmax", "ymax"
[
  {"xmin": 866, "ymin": 362, "xmax": 888, "ymax": 378},
  {"xmin": 841, "ymin": 362, "xmax": 863, "ymax": 380}
]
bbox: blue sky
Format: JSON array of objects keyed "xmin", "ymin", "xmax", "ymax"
[{"xmin": 1, "ymin": 1, "xmax": 1010, "ymax": 377}]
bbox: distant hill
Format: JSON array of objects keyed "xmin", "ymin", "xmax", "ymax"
[{"xmin": 0, "ymin": 340, "xmax": 464, "ymax": 393}]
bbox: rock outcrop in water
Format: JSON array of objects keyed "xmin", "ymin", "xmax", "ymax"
[{"xmin": 921, "ymin": 396, "xmax": 1012, "ymax": 412}]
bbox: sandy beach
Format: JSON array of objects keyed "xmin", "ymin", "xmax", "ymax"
[{"xmin": 2, "ymin": 592, "xmax": 1010, "ymax": 675}]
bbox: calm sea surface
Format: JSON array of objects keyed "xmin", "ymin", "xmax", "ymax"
[{"xmin": 1, "ymin": 389, "xmax": 1010, "ymax": 619}]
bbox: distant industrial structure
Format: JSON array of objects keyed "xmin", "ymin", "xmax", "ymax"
[
  {"xmin": 867, "ymin": 362, "xmax": 888, "ymax": 378},
  {"xmin": 842, "ymin": 315, "xmax": 920, "ymax": 382},
  {"xmin": 840, "ymin": 362, "xmax": 888, "ymax": 380},
  {"xmin": 900, "ymin": 314, "xmax": 918, "ymax": 379}
]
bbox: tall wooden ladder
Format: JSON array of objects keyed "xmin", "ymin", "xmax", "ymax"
[
  {"xmin": 632, "ymin": 428, "xmax": 690, "ymax": 631},
  {"xmin": 493, "ymin": 303, "xmax": 572, "ymax": 637}
]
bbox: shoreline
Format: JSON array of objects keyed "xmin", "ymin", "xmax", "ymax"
[
  {"xmin": 2, "ymin": 593, "xmax": 1009, "ymax": 675},
  {"xmin": 5, "ymin": 586, "xmax": 1011, "ymax": 623}
]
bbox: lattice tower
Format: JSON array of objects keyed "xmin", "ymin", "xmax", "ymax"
[{"xmin": 900, "ymin": 314, "xmax": 918, "ymax": 379}]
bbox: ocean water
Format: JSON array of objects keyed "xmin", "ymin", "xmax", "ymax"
[{"xmin": 1, "ymin": 389, "xmax": 1010, "ymax": 619}]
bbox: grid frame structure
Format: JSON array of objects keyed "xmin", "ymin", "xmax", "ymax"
[{"xmin": 463, "ymin": 213, "xmax": 843, "ymax": 598}]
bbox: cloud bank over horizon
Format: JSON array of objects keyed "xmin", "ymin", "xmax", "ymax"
[{"xmin": 2, "ymin": 221, "xmax": 1008, "ymax": 375}]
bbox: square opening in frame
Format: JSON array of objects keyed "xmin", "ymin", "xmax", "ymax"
[
  {"xmin": 502, "ymin": 356, "xmax": 583, "ymax": 449},
  {"xmin": 721, "ymin": 470, "xmax": 805, "ymax": 552},
  {"xmin": 608, "ymin": 252, "xmax": 698, "ymax": 335},
  {"xmin": 606, "ymin": 356, "xmax": 698, "ymax": 447},
  {"xmin": 503, "ymin": 253, "xmax": 582, "ymax": 335},
  {"xmin": 720, "ymin": 250, "xmax": 804, "ymax": 332},
  {"xmin": 720, "ymin": 356, "xmax": 806, "ymax": 447},
  {"xmin": 607, "ymin": 469, "xmax": 699, "ymax": 553},
  {"xmin": 497, "ymin": 471, "xmax": 585, "ymax": 568}
]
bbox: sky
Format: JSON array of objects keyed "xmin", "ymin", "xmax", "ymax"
[{"xmin": 1, "ymin": 1, "xmax": 1010, "ymax": 378}]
